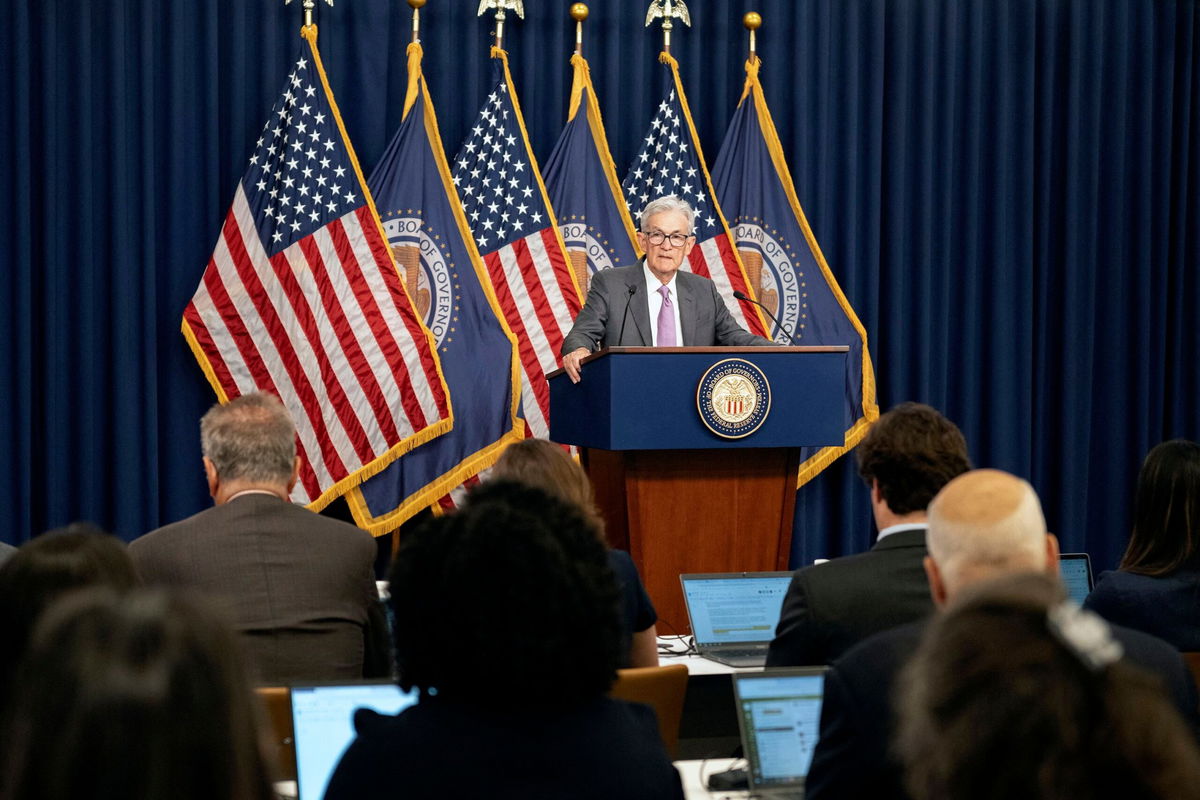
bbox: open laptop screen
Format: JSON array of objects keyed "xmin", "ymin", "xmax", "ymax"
[
  {"xmin": 733, "ymin": 668, "xmax": 826, "ymax": 789},
  {"xmin": 680, "ymin": 573, "xmax": 792, "ymax": 646},
  {"xmin": 291, "ymin": 683, "xmax": 419, "ymax": 800},
  {"xmin": 1060, "ymin": 553, "xmax": 1094, "ymax": 605}
]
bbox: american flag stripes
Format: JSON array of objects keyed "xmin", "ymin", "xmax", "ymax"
[
  {"xmin": 621, "ymin": 54, "xmax": 768, "ymax": 338},
  {"xmin": 182, "ymin": 27, "xmax": 451, "ymax": 511},
  {"xmin": 451, "ymin": 48, "xmax": 583, "ymax": 441}
]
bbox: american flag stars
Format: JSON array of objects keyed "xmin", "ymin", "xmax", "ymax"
[
  {"xmin": 450, "ymin": 84, "xmax": 543, "ymax": 250},
  {"xmin": 243, "ymin": 56, "xmax": 358, "ymax": 255},
  {"xmin": 621, "ymin": 89, "xmax": 714, "ymax": 234}
]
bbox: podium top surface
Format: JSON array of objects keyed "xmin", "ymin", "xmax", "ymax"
[{"xmin": 546, "ymin": 345, "xmax": 850, "ymax": 380}]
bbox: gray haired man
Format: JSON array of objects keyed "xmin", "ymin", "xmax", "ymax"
[
  {"xmin": 130, "ymin": 392, "xmax": 384, "ymax": 684},
  {"xmin": 560, "ymin": 195, "xmax": 772, "ymax": 382}
]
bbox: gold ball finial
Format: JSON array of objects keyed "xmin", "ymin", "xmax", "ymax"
[
  {"xmin": 570, "ymin": 3, "xmax": 589, "ymax": 22},
  {"xmin": 407, "ymin": 0, "xmax": 426, "ymax": 8},
  {"xmin": 743, "ymin": 11, "xmax": 762, "ymax": 30}
]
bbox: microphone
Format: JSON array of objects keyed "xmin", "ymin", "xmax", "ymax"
[
  {"xmin": 734, "ymin": 290, "xmax": 798, "ymax": 344},
  {"xmin": 616, "ymin": 284, "xmax": 639, "ymax": 346}
]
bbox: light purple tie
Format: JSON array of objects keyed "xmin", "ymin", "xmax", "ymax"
[{"xmin": 657, "ymin": 285, "xmax": 677, "ymax": 347}]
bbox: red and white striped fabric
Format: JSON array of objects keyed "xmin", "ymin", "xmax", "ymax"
[
  {"xmin": 450, "ymin": 48, "xmax": 582, "ymax": 440},
  {"xmin": 182, "ymin": 31, "xmax": 450, "ymax": 510}
]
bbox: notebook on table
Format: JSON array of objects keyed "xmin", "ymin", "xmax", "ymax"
[
  {"xmin": 290, "ymin": 682, "xmax": 419, "ymax": 800},
  {"xmin": 1060, "ymin": 552, "xmax": 1095, "ymax": 604},
  {"xmin": 679, "ymin": 572, "xmax": 793, "ymax": 667},
  {"xmin": 731, "ymin": 668, "xmax": 827, "ymax": 798}
]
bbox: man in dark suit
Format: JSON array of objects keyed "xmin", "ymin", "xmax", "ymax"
[
  {"xmin": 130, "ymin": 392, "xmax": 381, "ymax": 685},
  {"xmin": 559, "ymin": 195, "xmax": 771, "ymax": 383},
  {"xmin": 806, "ymin": 469, "xmax": 1200, "ymax": 800},
  {"xmin": 766, "ymin": 402, "xmax": 971, "ymax": 667}
]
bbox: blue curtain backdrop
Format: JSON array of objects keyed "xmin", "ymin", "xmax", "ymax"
[{"xmin": 3, "ymin": 0, "xmax": 1197, "ymax": 574}]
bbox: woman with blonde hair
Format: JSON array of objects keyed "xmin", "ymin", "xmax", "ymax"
[{"xmin": 492, "ymin": 438, "xmax": 659, "ymax": 667}]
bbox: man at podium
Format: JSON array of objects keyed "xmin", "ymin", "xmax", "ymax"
[{"xmin": 560, "ymin": 195, "xmax": 772, "ymax": 382}]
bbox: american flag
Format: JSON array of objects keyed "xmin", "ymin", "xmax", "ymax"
[
  {"xmin": 451, "ymin": 49, "xmax": 582, "ymax": 441},
  {"xmin": 182, "ymin": 28, "xmax": 451, "ymax": 510},
  {"xmin": 621, "ymin": 55, "xmax": 768, "ymax": 338}
]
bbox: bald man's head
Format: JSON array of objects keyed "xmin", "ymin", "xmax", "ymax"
[{"xmin": 925, "ymin": 469, "xmax": 1057, "ymax": 603}]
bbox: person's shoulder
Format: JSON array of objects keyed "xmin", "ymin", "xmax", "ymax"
[
  {"xmin": 801, "ymin": 533, "xmax": 926, "ymax": 583},
  {"xmin": 835, "ymin": 620, "xmax": 924, "ymax": 673},
  {"xmin": 132, "ymin": 505, "xmax": 220, "ymax": 549},
  {"xmin": 592, "ymin": 264, "xmax": 641, "ymax": 288}
]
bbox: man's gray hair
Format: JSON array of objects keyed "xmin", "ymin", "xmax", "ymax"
[
  {"xmin": 640, "ymin": 196, "xmax": 696, "ymax": 234},
  {"xmin": 200, "ymin": 392, "xmax": 297, "ymax": 485}
]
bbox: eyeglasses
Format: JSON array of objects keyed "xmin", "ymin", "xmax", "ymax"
[{"xmin": 643, "ymin": 230, "xmax": 695, "ymax": 248}]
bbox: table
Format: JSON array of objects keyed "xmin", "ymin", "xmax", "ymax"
[
  {"xmin": 658, "ymin": 637, "xmax": 760, "ymax": 759},
  {"xmin": 675, "ymin": 758, "xmax": 750, "ymax": 799}
]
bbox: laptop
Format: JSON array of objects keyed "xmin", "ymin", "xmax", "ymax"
[
  {"xmin": 679, "ymin": 572, "xmax": 793, "ymax": 667},
  {"xmin": 732, "ymin": 668, "xmax": 827, "ymax": 798},
  {"xmin": 1060, "ymin": 553, "xmax": 1095, "ymax": 604},
  {"xmin": 290, "ymin": 682, "xmax": 419, "ymax": 800}
]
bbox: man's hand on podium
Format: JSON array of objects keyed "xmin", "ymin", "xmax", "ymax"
[{"xmin": 562, "ymin": 347, "xmax": 590, "ymax": 384}]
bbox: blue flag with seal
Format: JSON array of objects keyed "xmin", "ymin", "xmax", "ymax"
[
  {"xmin": 711, "ymin": 56, "xmax": 878, "ymax": 486},
  {"xmin": 543, "ymin": 53, "xmax": 641, "ymax": 295},
  {"xmin": 346, "ymin": 43, "xmax": 524, "ymax": 535}
]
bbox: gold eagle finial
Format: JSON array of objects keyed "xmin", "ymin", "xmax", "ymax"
[{"xmin": 644, "ymin": 0, "xmax": 691, "ymax": 28}]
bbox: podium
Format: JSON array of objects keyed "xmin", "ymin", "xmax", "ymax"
[{"xmin": 548, "ymin": 346, "xmax": 849, "ymax": 633}]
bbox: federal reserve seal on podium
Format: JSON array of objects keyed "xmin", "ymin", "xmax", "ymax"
[{"xmin": 696, "ymin": 358, "xmax": 772, "ymax": 439}]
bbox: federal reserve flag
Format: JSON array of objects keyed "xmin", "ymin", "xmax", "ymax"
[
  {"xmin": 543, "ymin": 53, "xmax": 640, "ymax": 295},
  {"xmin": 182, "ymin": 26, "xmax": 451, "ymax": 511},
  {"xmin": 711, "ymin": 56, "xmax": 879, "ymax": 485},
  {"xmin": 621, "ymin": 53, "xmax": 768, "ymax": 337},
  {"xmin": 451, "ymin": 48, "xmax": 583, "ymax": 441},
  {"xmin": 346, "ymin": 43, "xmax": 524, "ymax": 535}
]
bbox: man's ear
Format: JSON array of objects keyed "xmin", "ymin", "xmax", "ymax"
[
  {"xmin": 1045, "ymin": 533, "xmax": 1061, "ymax": 574},
  {"xmin": 925, "ymin": 555, "xmax": 949, "ymax": 607},
  {"xmin": 203, "ymin": 457, "xmax": 220, "ymax": 500},
  {"xmin": 286, "ymin": 456, "xmax": 301, "ymax": 495},
  {"xmin": 870, "ymin": 478, "xmax": 882, "ymax": 507}
]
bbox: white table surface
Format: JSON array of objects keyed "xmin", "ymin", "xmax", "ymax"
[
  {"xmin": 676, "ymin": 758, "xmax": 750, "ymax": 799},
  {"xmin": 657, "ymin": 636, "xmax": 765, "ymax": 675}
]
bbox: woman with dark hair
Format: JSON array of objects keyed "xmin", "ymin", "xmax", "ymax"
[
  {"xmin": 0, "ymin": 523, "xmax": 139, "ymax": 702},
  {"xmin": 1084, "ymin": 440, "xmax": 1200, "ymax": 649},
  {"xmin": 325, "ymin": 480, "xmax": 684, "ymax": 800},
  {"xmin": 896, "ymin": 573, "xmax": 1200, "ymax": 800},
  {"xmin": 492, "ymin": 438, "xmax": 659, "ymax": 667},
  {"xmin": 1, "ymin": 589, "xmax": 275, "ymax": 800}
]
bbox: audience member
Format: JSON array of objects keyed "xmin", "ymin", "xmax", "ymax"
[
  {"xmin": 1085, "ymin": 439, "xmax": 1200, "ymax": 650},
  {"xmin": 0, "ymin": 523, "xmax": 138, "ymax": 703},
  {"xmin": 129, "ymin": 392, "xmax": 384, "ymax": 684},
  {"xmin": 767, "ymin": 402, "xmax": 970, "ymax": 666},
  {"xmin": 806, "ymin": 469, "xmax": 1199, "ymax": 800},
  {"xmin": 324, "ymin": 480, "xmax": 684, "ymax": 800},
  {"xmin": 0, "ymin": 540, "xmax": 15, "ymax": 565},
  {"xmin": 1, "ymin": 589, "xmax": 275, "ymax": 800},
  {"xmin": 492, "ymin": 438, "xmax": 658, "ymax": 668},
  {"xmin": 897, "ymin": 573, "xmax": 1200, "ymax": 800}
]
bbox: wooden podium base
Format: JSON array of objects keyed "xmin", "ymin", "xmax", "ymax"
[{"xmin": 582, "ymin": 447, "xmax": 799, "ymax": 635}]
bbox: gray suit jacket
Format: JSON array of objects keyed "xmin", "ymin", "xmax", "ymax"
[
  {"xmin": 560, "ymin": 263, "xmax": 773, "ymax": 354},
  {"xmin": 130, "ymin": 494, "xmax": 379, "ymax": 685}
]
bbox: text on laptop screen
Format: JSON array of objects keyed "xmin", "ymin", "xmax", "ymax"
[
  {"xmin": 683, "ymin": 576, "xmax": 792, "ymax": 645},
  {"xmin": 738, "ymin": 673, "xmax": 825, "ymax": 787},
  {"xmin": 291, "ymin": 684, "xmax": 419, "ymax": 800},
  {"xmin": 1060, "ymin": 555, "xmax": 1093, "ymax": 605}
]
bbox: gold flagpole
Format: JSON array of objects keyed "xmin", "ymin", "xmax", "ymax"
[
  {"xmin": 644, "ymin": 0, "xmax": 691, "ymax": 55},
  {"xmin": 284, "ymin": 0, "xmax": 333, "ymax": 28},
  {"xmin": 744, "ymin": 11, "xmax": 761, "ymax": 60},
  {"xmin": 409, "ymin": 0, "xmax": 426, "ymax": 43},
  {"xmin": 477, "ymin": 0, "xmax": 526, "ymax": 51},
  {"xmin": 571, "ymin": 3, "xmax": 588, "ymax": 56}
]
